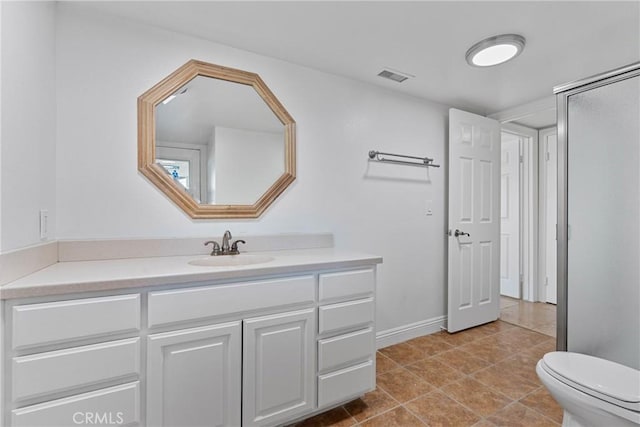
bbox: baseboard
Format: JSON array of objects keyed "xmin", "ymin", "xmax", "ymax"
[{"xmin": 376, "ymin": 315, "xmax": 447, "ymax": 349}]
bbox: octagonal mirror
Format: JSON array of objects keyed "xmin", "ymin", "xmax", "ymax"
[{"xmin": 138, "ymin": 60, "xmax": 295, "ymax": 218}]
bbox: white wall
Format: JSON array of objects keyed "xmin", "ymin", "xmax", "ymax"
[
  {"xmin": 0, "ymin": 1, "xmax": 3, "ymax": 250},
  {"xmin": 55, "ymin": 5, "xmax": 448, "ymax": 332},
  {"xmin": 214, "ymin": 127, "xmax": 284, "ymax": 205},
  {"xmin": 0, "ymin": 1, "xmax": 57, "ymax": 252}
]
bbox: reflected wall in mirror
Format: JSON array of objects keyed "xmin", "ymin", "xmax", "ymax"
[{"xmin": 138, "ymin": 60, "xmax": 295, "ymax": 219}]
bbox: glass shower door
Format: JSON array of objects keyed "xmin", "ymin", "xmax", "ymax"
[{"xmin": 566, "ymin": 73, "xmax": 640, "ymax": 369}]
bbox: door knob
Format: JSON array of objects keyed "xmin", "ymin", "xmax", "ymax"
[{"xmin": 454, "ymin": 229, "xmax": 470, "ymax": 237}]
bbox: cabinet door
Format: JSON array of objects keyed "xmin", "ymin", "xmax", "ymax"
[
  {"xmin": 147, "ymin": 322, "xmax": 241, "ymax": 427},
  {"xmin": 243, "ymin": 308, "xmax": 315, "ymax": 427}
]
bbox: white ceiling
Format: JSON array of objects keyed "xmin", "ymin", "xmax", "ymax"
[
  {"xmin": 156, "ymin": 76, "xmax": 284, "ymax": 145},
  {"xmin": 513, "ymin": 108, "xmax": 558, "ymax": 130},
  {"xmin": 70, "ymin": 1, "xmax": 640, "ymax": 116}
]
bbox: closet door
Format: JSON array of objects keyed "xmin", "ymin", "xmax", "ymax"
[{"xmin": 147, "ymin": 322, "xmax": 241, "ymax": 427}]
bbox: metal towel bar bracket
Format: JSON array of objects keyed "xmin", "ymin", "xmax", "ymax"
[{"xmin": 368, "ymin": 150, "xmax": 440, "ymax": 168}]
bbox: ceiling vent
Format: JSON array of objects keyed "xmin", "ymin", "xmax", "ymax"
[{"xmin": 377, "ymin": 68, "xmax": 414, "ymax": 83}]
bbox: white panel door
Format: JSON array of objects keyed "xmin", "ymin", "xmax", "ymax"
[
  {"xmin": 147, "ymin": 322, "xmax": 241, "ymax": 427},
  {"xmin": 448, "ymin": 108, "xmax": 501, "ymax": 332},
  {"xmin": 243, "ymin": 308, "xmax": 315, "ymax": 427},
  {"xmin": 500, "ymin": 133, "xmax": 520, "ymax": 298},
  {"xmin": 542, "ymin": 129, "xmax": 558, "ymax": 304}
]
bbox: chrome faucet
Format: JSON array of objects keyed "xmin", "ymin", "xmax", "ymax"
[
  {"xmin": 204, "ymin": 230, "xmax": 245, "ymax": 256},
  {"xmin": 221, "ymin": 230, "xmax": 232, "ymax": 254}
]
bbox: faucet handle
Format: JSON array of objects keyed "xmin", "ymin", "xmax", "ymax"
[
  {"xmin": 204, "ymin": 240, "xmax": 221, "ymax": 256},
  {"xmin": 230, "ymin": 239, "xmax": 246, "ymax": 254}
]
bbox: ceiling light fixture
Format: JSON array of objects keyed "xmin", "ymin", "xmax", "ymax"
[
  {"xmin": 161, "ymin": 95, "xmax": 177, "ymax": 105},
  {"xmin": 161, "ymin": 87, "xmax": 189, "ymax": 105},
  {"xmin": 465, "ymin": 34, "xmax": 526, "ymax": 67}
]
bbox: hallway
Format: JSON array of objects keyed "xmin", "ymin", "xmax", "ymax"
[{"xmin": 499, "ymin": 297, "xmax": 556, "ymax": 338}]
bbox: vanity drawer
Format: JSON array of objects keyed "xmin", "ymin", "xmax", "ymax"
[
  {"xmin": 12, "ymin": 338, "xmax": 140, "ymax": 402},
  {"xmin": 148, "ymin": 275, "xmax": 315, "ymax": 327},
  {"xmin": 318, "ymin": 297, "xmax": 374, "ymax": 335},
  {"xmin": 318, "ymin": 327, "xmax": 374, "ymax": 372},
  {"xmin": 319, "ymin": 268, "xmax": 374, "ymax": 302},
  {"xmin": 318, "ymin": 361, "xmax": 374, "ymax": 408},
  {"xmin": 11, "ymin": 382, "xmax": 140, "ymax": 427},
  {"xmin": 12, "ymin": 294, "xmax": 140, "ymax": 350}
]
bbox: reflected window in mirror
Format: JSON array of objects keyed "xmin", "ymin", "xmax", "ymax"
[{"xmin": 157, "ymin": 159, "xmax": 190, "ymax": 188}]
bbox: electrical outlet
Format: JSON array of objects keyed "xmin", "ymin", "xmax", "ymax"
[
  {"xmin": 40, "ymin": 210, "xmax": 49, "ymax": 240},
  {"xmin": 426, "ymin": 200, "xmax": 433, "ymax": 216}
]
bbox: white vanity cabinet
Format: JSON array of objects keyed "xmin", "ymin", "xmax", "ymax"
[
  {"xmin": 243, "ymin": 309, "xmax": 315, "ymax": 427},
  {"xmin": 146, "ymin": 322, "xmax": 241, "ymax": 427},
  {"xmin": 146, "ymin": 277, "xmax": 317, "ymax": 427},
  {"xmin": 316, "ymin": 269, "xmax": 376, "ymax": 408},
  {"xmin": 2, "ymin": 263, "xmax": 378, "ymax": 427},
  {"xmin": 6, "ymin": 294, "xmax": 142, "ymax": 427}
]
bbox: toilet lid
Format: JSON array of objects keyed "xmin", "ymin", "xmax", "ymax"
[{"xmin": 543, "ymin": 352, "xmax": 640, "ymax": 407}]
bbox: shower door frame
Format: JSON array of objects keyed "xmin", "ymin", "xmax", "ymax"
[{"xmin": 554, "ymin": 62, "xmax": 640, "ymax": 351}]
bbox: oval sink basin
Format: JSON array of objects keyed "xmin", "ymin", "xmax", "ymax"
[{"xmin": 188, "ymin": 254, "xmax": 274, "ymax": 267}]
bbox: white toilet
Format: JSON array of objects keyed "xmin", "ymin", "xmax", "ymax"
[{"xmin": 536, "ymin": 352, "xmax": 640, "ymax": 427}]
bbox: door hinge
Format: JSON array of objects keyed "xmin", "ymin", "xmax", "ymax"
[
  {"xmin": 545, "ymin": 277, "xmax": 549, "ymax": 287},
  {"xmin": 519, "ymin": 155, "xmax": 524, "ymax": 164},
  {"xmin": 546, "ymin": 152, "xmax": 550, "ymax": 161}
]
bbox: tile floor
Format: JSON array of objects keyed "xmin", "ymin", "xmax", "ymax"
[
  {"xmin": 291, "ymin": 321, "xmax": 562, "ymax": 427},
  {"xmin": 499, "ymin": 297, "xmax": 557, "ymax": 338}
]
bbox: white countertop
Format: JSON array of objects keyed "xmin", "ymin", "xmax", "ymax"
[{"xmin": 0, "ymin": 249, "xmax": 382, "ymax": 299}]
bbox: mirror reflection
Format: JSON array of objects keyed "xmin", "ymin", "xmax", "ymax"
[{"xmin": 155, "ymin": 76, "xmax": 285, "ymax": 205}]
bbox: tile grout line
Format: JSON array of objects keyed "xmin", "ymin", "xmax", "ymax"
[
  {"xmin": 398, "ymin": 398, "xmax": 430, "ymax": 426},
  {"xmin": 494, "ymin": 400, "xmax": 562, "ymax": 426},
  {"xmin": 438, "ymin": 384, "xmax": 497, "ymax": 421},
  {"xmin": 347, "ymin": 385, "xmax": 402, "ymax": 425},
  {"xmin": 516, "ymin": 386, "xmax": 563, "ymax": 426}
]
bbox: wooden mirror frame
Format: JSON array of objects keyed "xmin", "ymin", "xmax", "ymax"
[{"xmin": 138, "ymin": 60, "xmax": 296, "ymax": 219}]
